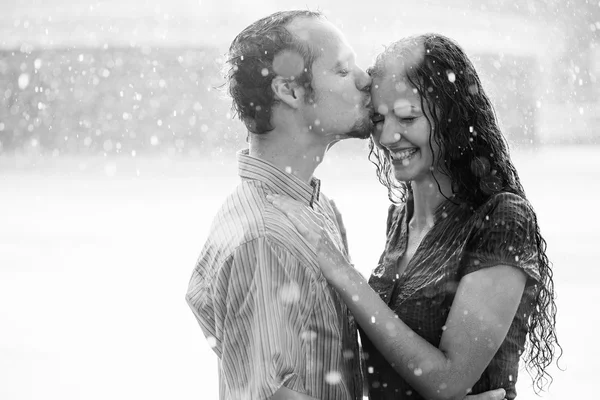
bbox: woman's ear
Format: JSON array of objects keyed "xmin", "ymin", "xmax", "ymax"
[{"xmin": 271, "ymin": 76, "xmax": 305, "ymax": 109}]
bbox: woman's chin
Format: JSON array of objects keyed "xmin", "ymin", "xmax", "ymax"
[{"xmin": 393, "ymin": 170, "xmax": 412, "ymax": 183}]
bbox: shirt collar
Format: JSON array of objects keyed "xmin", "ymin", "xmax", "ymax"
[{"xmin": 237, "ymin": 149, "xmax": 321, "ymax": 207}]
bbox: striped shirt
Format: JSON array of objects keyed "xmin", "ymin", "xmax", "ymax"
[{"xmin": 186, "ymin": 149, "xmax": 362, "ymax": 400}]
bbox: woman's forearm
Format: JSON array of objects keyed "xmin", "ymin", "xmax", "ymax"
[{"xmin": 330, "ymin": 266, "xmax": 474, "ymax": 400}]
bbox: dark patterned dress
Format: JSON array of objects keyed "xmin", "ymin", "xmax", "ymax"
[{"xmin": 362, "ymin": 192, "xmax": 541, "ymax": 400}]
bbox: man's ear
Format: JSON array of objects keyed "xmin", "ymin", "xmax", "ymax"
[{"xmin": 271, "ymin": 76, "xmax": 305, "ymax": 109}]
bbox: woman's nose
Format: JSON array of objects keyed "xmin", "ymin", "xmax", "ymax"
[{"xmin": 379, "ymin": 122, "xmax": 402, "ymax": 147}]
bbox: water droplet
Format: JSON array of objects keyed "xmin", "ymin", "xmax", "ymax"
[
  {"xmin": 393, "ymin": 99, "xmax": 411, "ymax": 117},
  {"xmin": 278, "ymin": 282, "xmax": 300, "ymax": 304},
  {"xmin": 342, "ymin": 349, "xmax": 354, "ymax": 359},
  {"xmin": 300, "ymin": 330, "xmax": 317, "ymax": 341},
  {"xmin": 273, "ymin": 50, "xmax": 304, "ymax": 79},
  {"xmin": 103, "ymin": 140, "xmax": 113, "ymax": 152},
  {"xmin": 18, "ymin": 73, "xmax": 30, "ymax": 90},
  {"xmin": 377, "ymin": 104, "xmax": 389, "ymax": 115},
  {"xmin": 325, "ymin": 370, "xmax": 342, "ymax": 385},
  {"xmin": 206, "ymin": 336, "xmax": 217, "ymax": 348}
]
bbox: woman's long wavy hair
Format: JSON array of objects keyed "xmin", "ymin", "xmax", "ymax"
[{"xmin": 368, "ymin": 33, "xmax": 561, "ymax": 392}]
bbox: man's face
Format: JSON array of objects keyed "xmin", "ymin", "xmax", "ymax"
[{"xmin": 289, "ymin": 18, "xmax": 373, "ymax": 140}]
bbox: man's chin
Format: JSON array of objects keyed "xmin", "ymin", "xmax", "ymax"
[
  {"xmin": 347, "ymin": 131, "xmax": 371, "ymax": 140},
  {"xmin": 346, "ymin": 123, "xmax": 373, "ymax": 139}
]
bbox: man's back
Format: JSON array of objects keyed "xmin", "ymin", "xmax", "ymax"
[{"xmin": 186, "ymin": 151, "xmax": 362, "ymax": 400}]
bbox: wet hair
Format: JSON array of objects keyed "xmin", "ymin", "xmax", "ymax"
[
  {"xmin": 226, "ymin": 10, "xmax": 324, "ymax": 134},
  {"xmin": 368, "ymin": 33, "xmax": 561, "ymax": 392}
]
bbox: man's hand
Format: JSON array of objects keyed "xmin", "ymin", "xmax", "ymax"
[{"xmin": 465, "ymin": 388, "xmax": 506, "ymax": 400}]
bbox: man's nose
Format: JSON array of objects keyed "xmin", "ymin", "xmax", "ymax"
[{"xmin": 356, "ymin": 68, "xmax": 372, "ymax": 91}]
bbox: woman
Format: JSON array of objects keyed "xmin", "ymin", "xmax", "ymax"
[{"xmin": 267, "ymin": 34, "xmax": 560, "ymax": 400}]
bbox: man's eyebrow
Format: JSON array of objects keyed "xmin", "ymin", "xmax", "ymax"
[
  {"xmin": 333, "ymin": 60, "xmax": 348, "ymax": 70},
  {"xmin": 333, "ymin": 52, "xmax": 355, "ymax": 70}
]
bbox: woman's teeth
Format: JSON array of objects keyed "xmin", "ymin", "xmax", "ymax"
[{"xmin": 391, "ymin": 148, "xmax": 418, "ymax": 162}]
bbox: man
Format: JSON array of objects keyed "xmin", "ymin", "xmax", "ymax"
[{"xmin": 186, "ymin": 10, "xmax": 507, "ymax": 400}]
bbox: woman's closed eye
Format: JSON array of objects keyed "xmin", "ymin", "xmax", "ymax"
[{"xmin": 399, "ymin": 116, "xmax": 417, "ymax": 123}]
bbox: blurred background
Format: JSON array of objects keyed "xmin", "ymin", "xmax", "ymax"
[{"xmin": 1, "ymin": 1, "xmax": 598, "ymax": 399}]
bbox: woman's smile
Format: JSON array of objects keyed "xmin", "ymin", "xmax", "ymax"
[{"xmin": 390, "ymin": 148, "xmax": 419, "ymax": 165}]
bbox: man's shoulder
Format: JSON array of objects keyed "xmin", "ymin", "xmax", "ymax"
[
  {"xmin": 208, "ymin": 180, "xmax": 268, "ymax": 250},
  {"xmin": 203, "ymin": 180, "xmax": 314, "ymax": 262},
  {"xmin": 188, "ymin": 181, "xmax": 269, "ymax": 302}
]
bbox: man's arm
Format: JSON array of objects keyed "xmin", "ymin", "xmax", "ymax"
[{"xmin": 218, "ymin": 237, "xmax": 312, "ymax": 399}]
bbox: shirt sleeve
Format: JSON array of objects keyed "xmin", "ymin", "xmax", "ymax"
[
  {"xmin": 462, "ymin": 192, "xmax": 541, "ymax": 284},
  {"xmin": 217, "ymin": 237, "xmax": 311, "ymax": 399}
]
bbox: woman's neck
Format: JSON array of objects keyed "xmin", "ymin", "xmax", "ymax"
[{"xmin": 409, "ymin": 175, "xmax": 453, "ymax": 231}]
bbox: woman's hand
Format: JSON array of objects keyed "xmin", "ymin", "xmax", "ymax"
[{"xmin": 266, "ymin": 194, "xmax": 352, "ymax": 280}]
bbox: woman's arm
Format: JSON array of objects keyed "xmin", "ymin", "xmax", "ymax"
[
  {"xmin": 267, "ymin": 194, "xmax": 526, "ymax": 400},
  {"xmin": 330, "ymin": 261, "xmax": 525, "ymax": 400}
]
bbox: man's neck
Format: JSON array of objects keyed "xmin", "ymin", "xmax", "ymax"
[{"xmin": 248, "ymin": 131, "xmax": 328, "ymax": 184}]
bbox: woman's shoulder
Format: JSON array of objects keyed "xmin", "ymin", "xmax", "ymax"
[
  {"xmin": 477, "ymin": 191, "xmax": 535, "ymax": 220},
  {"xmin": 385, "ymin": 202, "xmax": 407, "ymax": 229},
  {"xmin": 387, "ymin": 202, "xmax": 407, "ymax": 218}
]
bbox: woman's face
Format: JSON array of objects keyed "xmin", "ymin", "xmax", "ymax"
[{"xmin": 370, "ymin": 70, "xmax": 440, "ymax": 184}]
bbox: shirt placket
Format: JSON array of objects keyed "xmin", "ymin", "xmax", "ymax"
[{"xmin": 316, "ymin": 200, "xmax": 362, "ymax": 399}]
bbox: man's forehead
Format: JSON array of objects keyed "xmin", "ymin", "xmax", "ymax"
[{"xmin": 286, "ymin": 17, "xmax": 350, "ymax": 59}]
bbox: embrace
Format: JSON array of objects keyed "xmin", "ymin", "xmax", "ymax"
[{"xmin": 186, "ymin": 10, "xmax": 560, "ymax": 400}]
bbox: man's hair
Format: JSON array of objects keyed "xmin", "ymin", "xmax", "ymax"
[{"xmin": 226, "ymin": 10, "xmax": 324, "ymax": 134}]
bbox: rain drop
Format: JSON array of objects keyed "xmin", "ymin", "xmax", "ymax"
[
  {"xmin": 325, "ymin": 370, "xmax": 342, "ymax": 385},
  {"xmin": 18, "ymin": 73, "xmax": 30, "ymax": 90},
  {"xmin": 447, "ymin": 71, "xmax": 456, "ymax": 82},
  {"xmin": 206, "ymin": 336, "xmax": 217, "ymax": 348}
]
